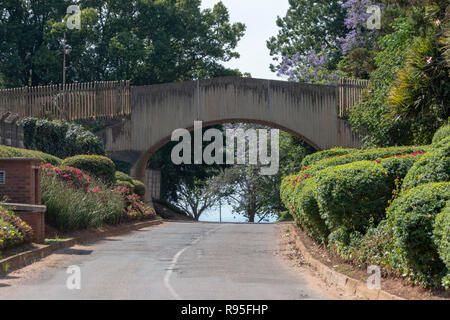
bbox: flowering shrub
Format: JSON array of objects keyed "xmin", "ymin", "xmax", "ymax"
[
  {"xmin": 114, "ymin": 186, "xmax": 155, "ymax": 221},
  {"xmin": 402, "ymin": 142, "xmax": 449, "ymax": 190},
  {"xmin": 0, "ymin": 206, "xmax": 33, "ymax": 250},
  {"xmin": 62, "ymin": 155, "xmax": 116, "ymax": 185},
  {"xmin": 41, "ymin": 175, "xmax": 123, "ymax": 232},
  {"xmin": 42, "ymin": 163, "xmax": 93, "ymax": 189},
  {"xmin": 301, "ymin": 148, "xmax": 359, "ymax": 167}
]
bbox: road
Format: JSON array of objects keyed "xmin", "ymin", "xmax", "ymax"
[{"xmin": 0, "ymin": 222, "xmax": 342, "ymax": 300}]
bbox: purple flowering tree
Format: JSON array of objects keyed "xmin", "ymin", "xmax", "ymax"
[
  {"xmin": 277, "ymin": 48, "xmax": 341, "ymax": 85},
  {"xmin": 340, "ymin": 0, "xmax": 383, "ymax": 54}
]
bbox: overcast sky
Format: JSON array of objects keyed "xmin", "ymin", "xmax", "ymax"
[{"xmin": 200, "ymin": 0, "xmax": 290, "ymax": 80}]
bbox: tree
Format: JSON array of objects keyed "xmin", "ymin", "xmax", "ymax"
[
  {"xmin": 0, "ymin": 0, "xmax": 246, "ymax": 87},
  {"xmin": 173, "ymin": 175, "xmax": 226, "ymax": 221},
  {"xmin": 267, "ymin": 0, "xmax": 346, "ymax": 73}
]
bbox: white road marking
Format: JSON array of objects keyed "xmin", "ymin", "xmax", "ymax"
[{"xmin": 163, "ymin": 225, "xmax": 223, "ymax": 300}]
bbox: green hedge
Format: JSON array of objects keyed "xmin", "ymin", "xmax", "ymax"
[
  {"xmin": 308, "ymin": 146, "xmax": 427, "ymax": 173},
  {"xmin": 432, "ymin": 123, "xmax": 450, "ymax": 144},
  {"xmin": 387, "ymin": 182, "xmax": 450, "ymax": 286},
  {"xmin": 295, "ymin": 181, "xmax": 329, "ymax": 243},
  {"xmin": 315, "ymin": 161, "xmax": 392, "ymax": 233},
  {"xmin": 402, "ymin": 143, "xmax": 449, "ymax": 190},
  {"xmin": 132, "ymin": 179, "xmax": 146, "ymax": 198},
  {"xmin": 20, "ymin": 118, "xmax": 105, "ymax": 159},
  {"xmin": 379, "ymin": 154, "xmax": 424, "ymax": 180},
  {"xmin": 114, "ymin": 171, "xmax": 147, "ymax": 198},
  {"xmin": 62, "ymin": 155, "xmax": 116, "ymax": 185},
  {"xmin": 0, "ymin": 206, "xmax": 33, "ymax": 250},
  {"xmin": 433, "ymin": 204, "xmax": 450, "ymax": 289},
  {"xmin": 115, "ymin": 171, "xmax": 134, "ymax": 184},
  {"xmin": 301, "ymin": 148, "xmax": 357, "ymax": 167},
  {"xmin": 0, "ymin": 145, "xmax": 62, "ymax": 165}
]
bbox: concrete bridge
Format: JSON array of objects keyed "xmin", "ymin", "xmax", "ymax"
[
  {"xmin": 96, "ymin": 77, "xmax": 364, "ymax": 201},
  {"xmin": 0, "ymin": 76, "xmax": 367, "ymax": 202}
]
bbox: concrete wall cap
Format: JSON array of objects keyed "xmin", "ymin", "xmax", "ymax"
[{"xmin": 2, "ymin": 203, "xmax": 47, "ymax": 212}]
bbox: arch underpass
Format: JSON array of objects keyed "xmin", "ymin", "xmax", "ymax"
[{"xmin": 96, "ymin": 77, "xmax": 362, "ymax": 202}]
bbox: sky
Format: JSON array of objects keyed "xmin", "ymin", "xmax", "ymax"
[{"xmin": 200, "ymin": 0, "xmax": 290, "ymax": 80}]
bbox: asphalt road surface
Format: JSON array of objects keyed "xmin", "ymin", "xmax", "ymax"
[{"xmin": 0, "ymin": 222, "xmax": 337, "ymax": 300}]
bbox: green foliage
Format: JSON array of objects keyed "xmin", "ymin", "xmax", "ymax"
[
  {"xmin": 0, "ymin": 145, "xmax": 62, "ymax": 165},
  {"xmin": 115, "ymin": 171, "xmax": 133, "ymax": 184},
  {"xmin": 306, "ymin": 145, "xmax": 427, "ymax": 173},
  {"xmin": 402, "ymin": 143, "xmax": 450, "ymax": 190},
  {"xmin": 115, "ymin": 181, "xmax": 135, "ymax": 194},
  {"xmin": 62, "ymin": 155, "xmax": 116, "ymax": 185},
  {"xmin": 41, "ymin": 175, "xmax": 123, "ymax": 232},
  {"xmin": 0, "ymin": 206, "xmax": 33, "ymax": 250},
  {"xmin": 433, "ymin": 204, "xmax": 450, "ymax": 289},
  {"xmin": 112, "ymin": 159, "xmax": 132, "ymax": 175},
  {"xmin": 349, "ymin": 17, "xmax": 416, "ymax": 146},
  {"xmin": 20, "ymin": 118, "xmax": 105, "ymax": 159},
  {"xmin": 387, "ymin": 33, "xmax": 449, "ymax": 145},
  {"xmin": 301, "ymin": 148, "xmax": 357, "ymax": 168},
  {"xmin": 132, "ymin": 179, "xmax": 146, "ymax": 199},
  {"xmin": 387, "ymin": 182, "xmax": 450, "ymax": 287},
  {"xmin": 267, "ymin": 0, "xmax": 346, "ymax": 71},
  {"xmin": 315, "ymin": 161, "xmax": 392, "ymax": 233},
  {"xmin": 294, "ymin": 181, "xmax": 329, "ymax": 244},
  {"xmin": 379, "ymin": 153, "xmax": 424, "ymax": 180},
  {"xmin": 114, "ymin": 172, "xmax": 146, "ymax": 198},
  {"xmin": 432, "ymin": 123, "xmax": 450, "ymax": 144},
  {"xmin": 0, "ymin": 1, "xmax": 245, "ymax": 87},
  {"xmin": 337, "ymin": 48, "xmax": 376, "ymax": 79}
]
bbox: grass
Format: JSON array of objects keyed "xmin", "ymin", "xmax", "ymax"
[{"xmin": 41, "ymin": 175, "xmax": 124, "ymax": 232}]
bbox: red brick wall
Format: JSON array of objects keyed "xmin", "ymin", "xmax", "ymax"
[
  {"xmin": 15, "ymin": 210, "xmax": 45, "ymax": 243},
  {"xmin": 0, "ymin": 159, "xmax": 42, "ymax": 205}
]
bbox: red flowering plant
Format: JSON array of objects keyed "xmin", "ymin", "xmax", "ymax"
[
  {"xmin": 113, "ymin": 186, "xmax": 156, "ymax": 221},
  {"xmin": 42, "ymin": 163, "xmax": 92, "ymax": 189}
]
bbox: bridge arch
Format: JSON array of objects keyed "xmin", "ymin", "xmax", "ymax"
[{"xmin": 97, "ymin": 77, "xmax": 361, "ymax": 202}]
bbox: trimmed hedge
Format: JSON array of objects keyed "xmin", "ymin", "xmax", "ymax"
[
  {"xmin": 114, "ymin": 171, "xmax": 147, "ymax": 198},
  {"xmin": 0, "ymin": 145, "xmax": 62, "ymax": 165},
  {"xmin": 402, "ymin": 143, "xmax": 449, "ymax": 190},
  {"xmin": 387, "ymin": 182, "xmax": 450, "ymax": 286},
  {"xmin": 62, "ymin": 155, "xmax": 116, "ymax": 185},
  {"xmin": 301, "ymin": 148, "xmax": 357, "ymax": 167},
  {"xmin": 308, "ymin": 146, "xmax": 428, "ymax": 173},
  {"xmin": 433, "ymin": 204, "xmax": 450, "ymax": 289},
  {"xmin": 132, "ymin": 179, "xmax": 147, "ymax": 198},
  {"xmin": 295, "ymin": 181, "xmax": 329, "ymax": 243},
  {"xmin": 432, "ymin": 123, "xmax": 450, "ymax": 144},
  {"xmin": 20, "ymin": 118, "xmax": 105, "ymax": 159},
  {"xmin": 0, "ymin": 206, "xmax": 33, "ymax": 250},
  {"xmin": 315, "ymin": 161, "xmax": 392, "ymax": 233},
  {"xmin": 379, "ymin": 153, "xmax": 424, "ymax": 180}
]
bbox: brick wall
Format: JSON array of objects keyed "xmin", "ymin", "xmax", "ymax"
[
  {"xmin": 0, "ymin": 158, "xmax": 42, "ymax": 205},
  {"xmin": 15, "ymin": 210, "xmax": 45, "ymax": 243}
]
